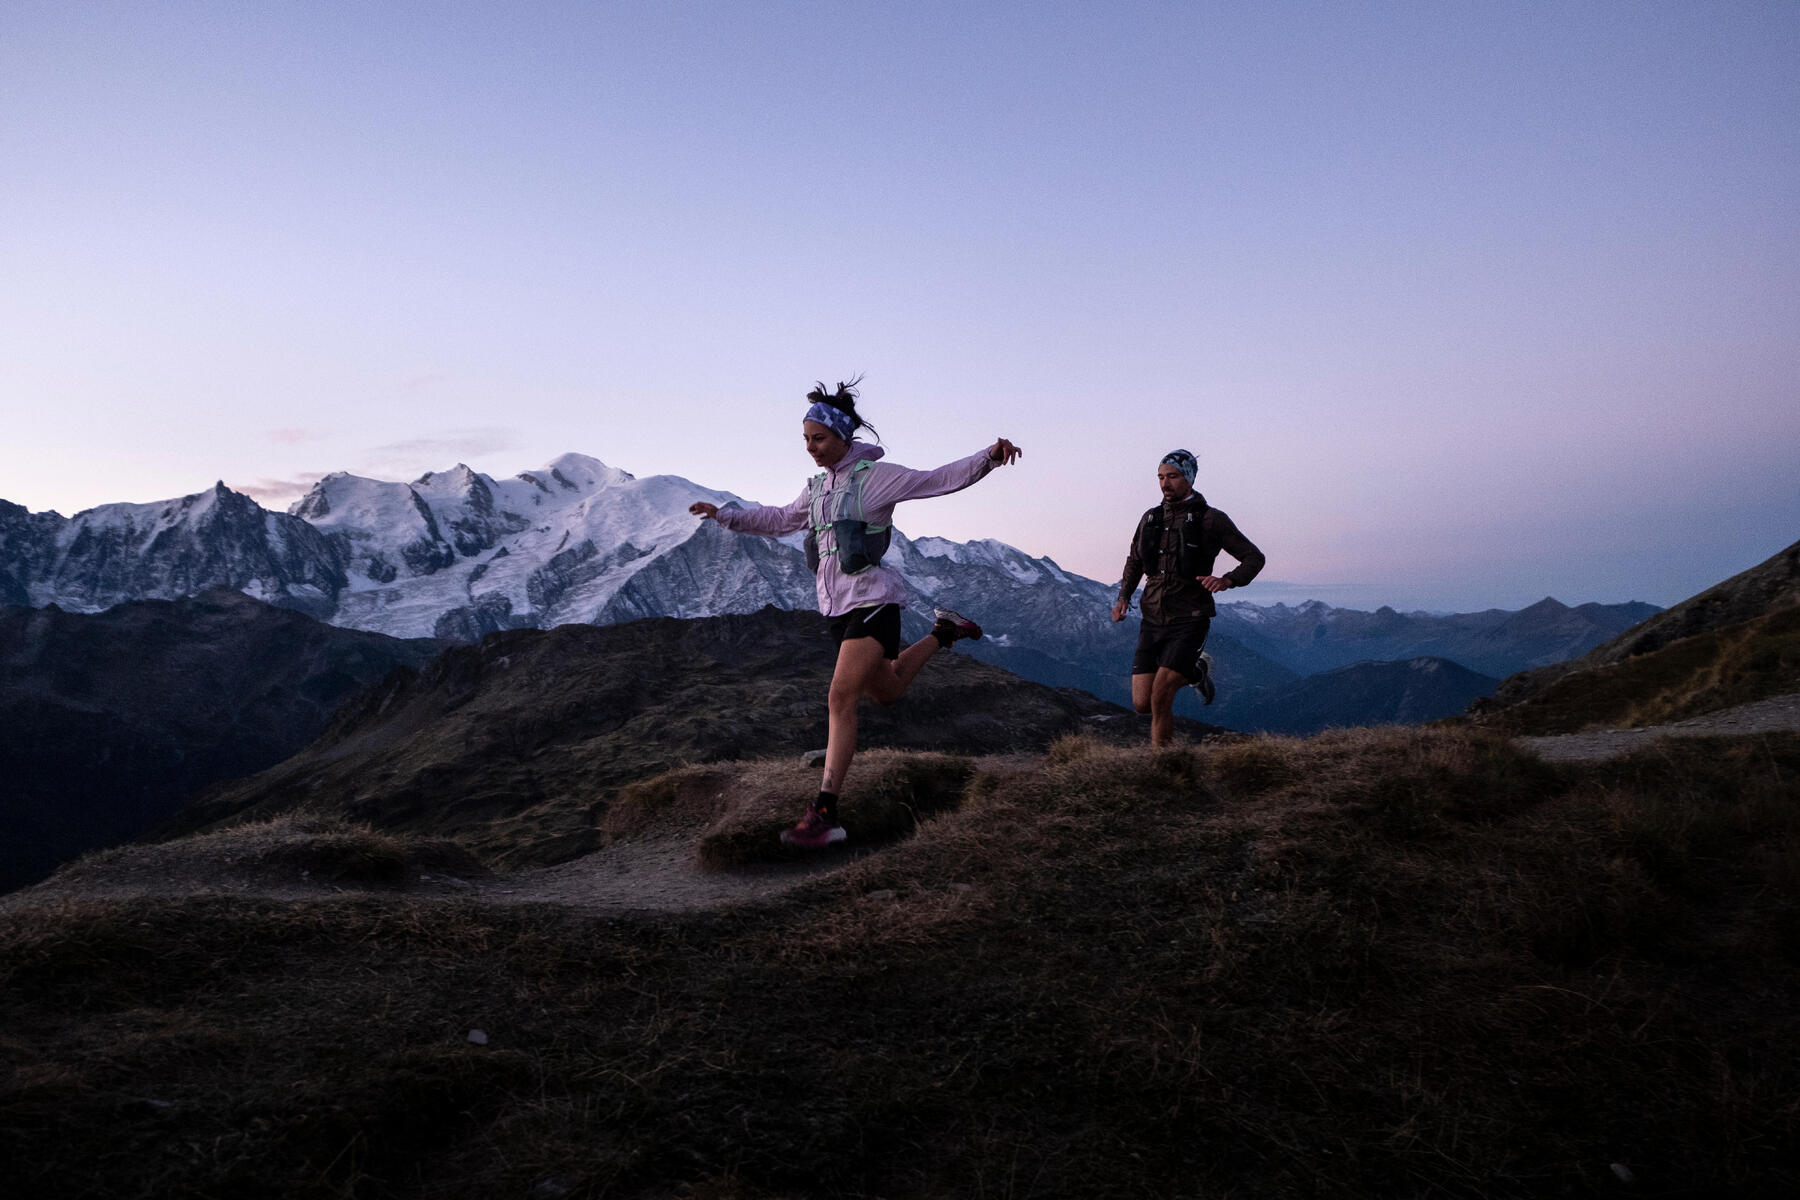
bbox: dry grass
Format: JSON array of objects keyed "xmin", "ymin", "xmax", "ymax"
[
  {"xmin": 684, "ymin": 751, "xmax": 976, "ymax": 871},
  {"xmin": 4, "ymin": 727, "xmax": 1798, "ymax": 1198},
  {"xmin": 41, "ymin": 814, "xmax": 488, "ymax": 896}
]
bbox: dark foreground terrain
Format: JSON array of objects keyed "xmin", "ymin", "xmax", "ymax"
[{"xmin": 4, "ymin": 725, "xmax": 1796, "ymax": 1198}]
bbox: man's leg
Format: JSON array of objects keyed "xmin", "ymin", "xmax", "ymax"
[
  {"xmin": 1149, "ymin": 667, "xmax": 1188, "ymax": 747},
  {"xmin": 1131, "ymin": 671, "xmax": 1155, "ymax": 714}
]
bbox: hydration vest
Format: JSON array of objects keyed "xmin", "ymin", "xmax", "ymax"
[
  {"xmin": 804, "ymin": 459, "xmax": 891, "ymax": 575},
  {"xmin": 1138, "ymin": 495, "xmax": 1212, "ymax": 579}
]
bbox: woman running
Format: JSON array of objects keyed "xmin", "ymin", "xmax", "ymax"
[{"xmin": 688, "ymin": 379, "xmax": 1022, "ymax": 848}]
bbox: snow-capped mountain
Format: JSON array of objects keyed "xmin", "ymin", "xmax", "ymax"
[
  {"xmin": 286, "ymin": 453, "xmax": 818, "ymax": 639},
  {"xmin": 2, "ymin": 483, "xmax": 345, "ymax": 618},
  {"xmin": 2, "ymin": 453, "xmax": 1102, "ymax": 644}
]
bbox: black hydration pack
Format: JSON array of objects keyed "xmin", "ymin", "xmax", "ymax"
[
  {"xmin": 803, "ymin": 459, "xmax": 891, "ymax": 575},
  {"xmin": 1138, "ymin": 495, "xmax": 1212, "ymax": 579}
]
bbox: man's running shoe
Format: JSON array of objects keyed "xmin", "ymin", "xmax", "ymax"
[
  {"xmin": 780, "ymin": 802, "xmax": 847, "ymax": 849},
  {"xmin": 932, "ymin": 607, "xmax": 983, "ymax": 643},
  {"xmin": 1191, "ymin": 650, "xmax": 1216, "ymax": 705}
]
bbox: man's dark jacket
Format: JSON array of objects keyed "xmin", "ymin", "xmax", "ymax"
[{"xmin": 1118, "ymin": 491, "xmax": 1265, "ymax": 623}]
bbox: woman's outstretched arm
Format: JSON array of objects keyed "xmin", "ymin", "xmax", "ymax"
[
  {"xmin": 689, "ymin": 486, "xmax": 811, "ymax": 538},
  {"xmin": 857, "ymin": 439, "xmax": 1022, "ymax": 511}
]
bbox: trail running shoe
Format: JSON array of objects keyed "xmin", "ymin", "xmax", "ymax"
[
  {"xmin": 780, "ymin": 802, "xmax": 847, "ymax": 849},
  {"xmin": 1192, "ymin": 650, "xmax": 1216, "ymax": 706},
  {"xmin": 932, "ymin": 607, "xmax": 983, "ymax": 643}
]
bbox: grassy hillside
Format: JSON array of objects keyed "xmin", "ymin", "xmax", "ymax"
[
  {"xmin": 1481, "ymin": 602, "xmax": 1800, "ymax": 735},
  {"xmin": 5, "ymin": 726, "xmax": 1797, "ymax": 1198},
  {"xmin": 161, "ymin": 608, "xmax": 1220, "ymax": 871}
]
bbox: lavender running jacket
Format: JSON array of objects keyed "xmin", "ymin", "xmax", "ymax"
[{"xmin": 713, "ymin": 441, "xmax": 998, "ymax": 617}]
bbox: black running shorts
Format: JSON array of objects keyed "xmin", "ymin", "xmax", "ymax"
[
  {"xmin": 1132, "ymin": 617, "xmax": 1211, "ymax": 682},
  {"xmin": 829, "ymin": 602, "xmax": 902, "ymax": 660}
]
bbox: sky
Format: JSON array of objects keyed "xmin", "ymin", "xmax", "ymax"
[{"xmin": 2, "ymin": 1, "xmax": 1796, "ymax": 613}]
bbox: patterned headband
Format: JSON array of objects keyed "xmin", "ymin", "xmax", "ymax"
[
  {"xmin": 805, "ymin": 401, "xmax": 855, "ymax": 443},
  {"xmin": 1160, "ymin": 449, "xmax": 1197, "ymax": 484}
]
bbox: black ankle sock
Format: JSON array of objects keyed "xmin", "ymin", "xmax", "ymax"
[
  {"xmin": 932, "ymin": 624, "xmax": 955, "ymax": 648},
  {"xmin": 815, "ymin": 791, "xmax": 838, "ymax": 820}
]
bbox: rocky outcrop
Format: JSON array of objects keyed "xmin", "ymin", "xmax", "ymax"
[
  {"xmin": 0, "ymin": 499, "xmax": 62, "ymax": 607},
  {"xmin": 433, "ymin": 592, "xmax": 532, "ymax": 642},
  {"xmin": 415, "ymin": 464, "xmax": 532, "ymax": 557}
]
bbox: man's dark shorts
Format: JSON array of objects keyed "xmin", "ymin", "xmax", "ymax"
[
  {"xmin": 829, "ymin": 602, "xmax": 902, "ymax": 660},
  {"xmin": 1132, "ymin": 617, "xmax": 1211, "ymax": 682}
]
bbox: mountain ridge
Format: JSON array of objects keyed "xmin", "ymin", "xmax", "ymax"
[{"xmin": 0, "ymin": 453, "xmax": 1659, "ymax": 719}]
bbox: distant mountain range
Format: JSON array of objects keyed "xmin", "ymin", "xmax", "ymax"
[
  {"xmin": 1208, "ymin": 657, "xmax": 1501, "ymax": 736},
  {"xmin": 1214, "ymin": 595, "xmax": 1662, "ymax": 679},
  {"xmin": 0, "ymin": 453, "xmax": 1660, "ymax": 725},
  {"xmin": 1204, "ymin": 596, "xmax": 1655, "ymax": 733}
]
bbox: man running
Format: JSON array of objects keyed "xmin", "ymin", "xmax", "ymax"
[{"xmin": 1111, "ymin": 449, "xmax": 1265, "ymax": 746}]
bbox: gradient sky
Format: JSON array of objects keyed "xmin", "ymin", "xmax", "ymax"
[{"xmin": 3, "ymin": 1, "xmax": 1796, "ymax": 612}]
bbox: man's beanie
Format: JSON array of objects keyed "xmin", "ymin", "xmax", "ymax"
[{"xmin": 1161, "ymin": 449, "xmax": 1198, "ymax": 484}]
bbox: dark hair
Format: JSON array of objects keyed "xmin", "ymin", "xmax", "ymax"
[{"xmin": 806, "ymin": 375, "xmax": 879, "ymax": 443}]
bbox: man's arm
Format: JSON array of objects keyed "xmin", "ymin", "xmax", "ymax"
[
  {"xmin": 1201, "ymin": 509, "xmax": 1265, "ymax": 592},
  {"xmin": 1112, "ymin": 516, "xmax": 1145, "ymax": 621}
]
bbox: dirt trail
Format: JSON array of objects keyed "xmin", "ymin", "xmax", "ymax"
[
  {"xmin": 1516, "ymin": 691, "xmax": 1800, "ymax": 762},
  {"xmin": 0, "ymin": 834, "xmax": 865, "ymax": 917},
  {"xmin": 459, "ymin": 835, "xmax": 863, "ymax": 911}
]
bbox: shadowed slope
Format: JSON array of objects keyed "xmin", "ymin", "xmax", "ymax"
[
  {"xmin": 0, "ymin": 590, "xmax": 441, "ymax": 891},
  {"xmin": 1478, "ymin": 602, "xmax": 1800, "ymax": 735},
  {"xmin": 163, "ymin": 607, "xmax": 1223, "ymax": 868}
]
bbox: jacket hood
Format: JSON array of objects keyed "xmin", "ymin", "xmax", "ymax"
[{"xmin": 833, "ymin": 441, "xmax": 886, "ymax": 472}]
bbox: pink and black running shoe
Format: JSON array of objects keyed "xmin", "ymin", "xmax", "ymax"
[
  {"xmin": 931, "ymin": 607, "xmax": 983, "ymax": 644},
  {"xmin": 780, "ymin": 802, "xmax": 847, "ymax": 849}
]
